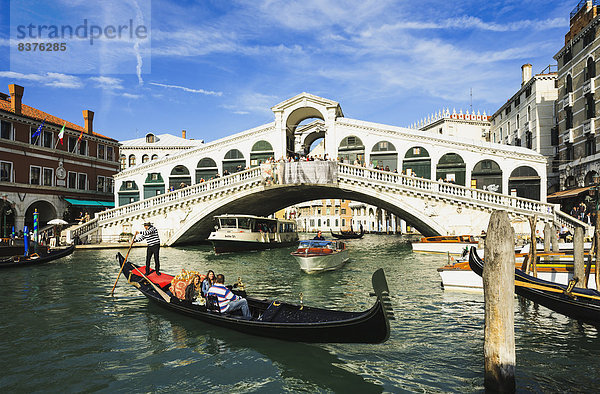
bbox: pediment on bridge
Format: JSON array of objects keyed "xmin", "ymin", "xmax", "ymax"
[{"xmin": 271, "ymin": 92, "xmax": 344, "ymax": 118}]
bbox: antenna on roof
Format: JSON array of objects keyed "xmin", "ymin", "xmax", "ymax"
[{"xmin": 470, "ymin": 88, "xmax": 473, "ymax": 112}]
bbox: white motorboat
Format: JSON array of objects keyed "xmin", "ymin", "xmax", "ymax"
[
  {"xmin": 411, "ymin": 235, "xmax": 479, "ymax": 256},
  {"xmin": 291, "ymin": 239, "xmax": 349, "ymax": 274},
  {"xmin": 208, "ymin": 214, "xmax": 298, "ymax": 253}
]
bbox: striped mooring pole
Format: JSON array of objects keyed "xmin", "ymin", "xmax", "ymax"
[{"xmin": 33, "ymin": 209, "xmax": 39, "ymax": 243}]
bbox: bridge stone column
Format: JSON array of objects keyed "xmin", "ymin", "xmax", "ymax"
[
  {"xmin": 273, "ymin": 109, "xmax": 286, "ymax": 159},
  {"xmin": 325, "ymin": 107, "xmax": 338, "ymax": 159}
]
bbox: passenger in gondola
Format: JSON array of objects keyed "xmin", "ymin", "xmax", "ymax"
[
  {"xmin": 202, "ymin": 270, "xmax": 215, "ymax": 297},
  {"xmin": 207, "ymin": 274, "xmax": 251, "ymax": 318},
  {"xmin": 185, "ymin": 275, "xmax": 202, "ymax": 303},
  {"xmin": 313, "ymin": 230, "xmax": 325, "ymax": 240}
]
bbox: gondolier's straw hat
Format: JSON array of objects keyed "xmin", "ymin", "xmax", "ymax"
[{"xmin": 143, "ymin": 222, "xmax": 152, "ymax": 226}]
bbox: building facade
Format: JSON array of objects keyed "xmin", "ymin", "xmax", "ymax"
[
  {"xmin": 554, "ymin": 1, "xmax": 600, "ymax": 194},
  {"xmin": 489, "ymin": 64, "xmax": 559, "ymax": 194},
  {"xmin": 291, "ymin": 199, "xmax": 352, "ymax": 233},
  {"xmin": 119, "ymin": 131, "xmax": 204, "ymax": 171},
  {"xmin": 409, "ymin": 108, "xmax": 491, "ymax": 142},
  {"xmin": 0, "ymin": 83, "xmax": 120, "ymax": 236}
]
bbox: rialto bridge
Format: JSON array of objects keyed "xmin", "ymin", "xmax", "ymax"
[{"xmin": 69, "ymin": 93, "xmax": 589, "ymax": 245}]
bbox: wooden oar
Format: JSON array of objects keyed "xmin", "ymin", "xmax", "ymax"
[
  {"xmin": 130, "ymin": 266, "xmax": 172, "ymax": 303},
  {"xmin": 110, "ymin": 237, "xmax": 136, "ymax": 296}
]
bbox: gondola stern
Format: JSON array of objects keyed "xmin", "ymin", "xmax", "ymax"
[{"xmin": 370, "ymin": 268, "xmax": 394, "ymax": 342}]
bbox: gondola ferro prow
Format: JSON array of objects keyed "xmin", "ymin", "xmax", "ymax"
[
  {"xmin": 563, "ymin": 277, "xmax": 579, "ymax": 299},
  {"xmin": 127, "ymin": 272, "xmax": 141, "ymax": 289},
  {"xmin": 370, "ymin": 268, "xmax": 395, "ymax": 320},
  {"xmin": 299, "ymin": 292, "xmax": 304, "ymax": 310}
]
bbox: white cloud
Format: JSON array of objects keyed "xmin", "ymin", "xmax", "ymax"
[
  {"xmin": 0, "ymin": 71, "xmax": 83, "ymax": 88},
  {"xmin": 222, "ymin": 92, "xmax": 279, "ymax": 116},
  {"xmin": 150, "ymin": 82, "xmax": 222, "ymax": 96},
  {"xmin": 89, "ymin": 76, "xmax": 124, "ymax": 90},
  {"xmin": 123, "ymin": 92, "xmax": 142, "ymax": 99}
]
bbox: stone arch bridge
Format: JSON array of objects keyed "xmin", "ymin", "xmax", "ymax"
[{"xmin": 71, "ymin": 162, "xmax": 586, "ymax": 246}]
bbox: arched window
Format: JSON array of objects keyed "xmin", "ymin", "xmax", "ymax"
[
  {"xmin": 584, "ymin": 171, "xmax": 598, "ymax": 186},
  {"xmin": 118, "ymin": 180, "xmax": 140, "ymax": 206},
  {"xmin": 472, "ymin": 160, "xmax": 502, "ymax": 193},
  {"xmin": 169, "ymin": 165, "xmax": 192, "ymax": 189},
  {"xmin": 223, "ymin": 149, "xmax": 245, "ymax": 174},
  {"xmin": 151, "ymin": 154, "xmax": 159, "ymax": 160},
  {"xmin": 145, "ymin": 133, "xmax": 155, "ymax": 143},
  {"xmin": 142, "ymin": 154, "xmax": 149, "ymax": 163},
  {"xmin": 566, "ymin": 74, "xmax": 573, "ymax": 93},
  {"xmin": 587, "ymin": 57, "xmax": 596, "ymax": 80},
  {"xmin": 128, "ymin": 154, "xmax": 136, "ymax": 167},
  {"xmin": 338, "ymin": 136, "xmax": 365, "ymax": 164},
  {"xmin": 370, "ymin": 141, "xmax": 397, "ymax": 171},
  {"xmin": 403, "ymin": 146, "xmax": 431, "ymax": 179},
  {"xmin": 196, "ymin": 157, "xmax": 218, "ymax": 182},
  {"xmin": 250, "ymin": 140, "xmax": 274, "ymax": 166},
  {"xmin": 120, "ymin": 154, "xmax": 126, "ymax": 170},
  {"xmin": 436, "ymin": 153, "xmax": 466, "ymax": 185},
  {"xmin": 509, "ymin": 166, "xmax": 540, "ymax": 200}
]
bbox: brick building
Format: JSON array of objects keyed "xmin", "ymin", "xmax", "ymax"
[{"xmin": 0, "ymin": 83, "xmax": 120, "ymax": 236}]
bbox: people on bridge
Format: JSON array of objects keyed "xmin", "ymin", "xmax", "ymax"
[
  {"xmin": 135, "ymin": 222, "xmax": 161, "ymax": 275},
  {"xmin": 313, "ymin": 230, "xmax": 325, "ymax": 240},
  {"xmin": 185, "ymin": 275, "xmax": 202, "ymax": 303},
  {"xmin": 207, "ymin": 274, "xmax": 251, "ymax": 318},
  {"xmin": 202, "ymin": 270, "xmax": 215, "ymax": 297}
]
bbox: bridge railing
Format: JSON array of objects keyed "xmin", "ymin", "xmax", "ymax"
[
  {"xmin": 338, "ymin": 163, "xmax": 556, "ymax": 217},
  {"xmin": 96, "ymin": 166, "xmax": 263, "ymax": 224}
]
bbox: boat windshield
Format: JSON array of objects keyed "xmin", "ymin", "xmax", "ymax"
[
  {"xmin": 219, "ymin": 218, "xmax": 237, "ymax": 228},
  {"xmin": 238, "ymin": 217, "xmax": 253, "ymax": 230},
  {"xmin": 299, "ymin": 240, "xmax": 335, "ymax": 249}
]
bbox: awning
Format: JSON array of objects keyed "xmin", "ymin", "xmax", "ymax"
[
  {"xmin": 64, "ymin": 198, "xmax": 115, "ymax": 208},
  {"xmin": 547, "ymin": 186, "xmax": 593, "ymax": 201}
]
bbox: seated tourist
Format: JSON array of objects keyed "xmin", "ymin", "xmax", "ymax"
[
  {"xmin": 201, "ymin": 270, "xmax": 215, "ymax": 297},
  {"xmin": 207, "ymin": 274, "xmax": 251, "ymax": 318},
  {"xmin": 185, "ymin": 275, "xmax": 202, "ymax": 304}
]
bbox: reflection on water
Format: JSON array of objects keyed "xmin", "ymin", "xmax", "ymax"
[{"xmin": 0, "ymin": 235, "xmax": 599, "ymax": 391}]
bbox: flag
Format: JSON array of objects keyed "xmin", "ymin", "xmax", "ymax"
[
  {"xmin": 76, "ymin": 129, "xmax": 84, "ymax": 144},
  {"xmin": 32, "ymin": 118, "xmax": 46, "ymax": 139},
  {"xmin": 58, "ymin": 123, "xmax": 65, "ymax": 145}
]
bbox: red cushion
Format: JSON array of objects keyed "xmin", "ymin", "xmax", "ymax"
[{"xmin": 130, "ymin": 266, "xmax": 173, "ymax": 287}]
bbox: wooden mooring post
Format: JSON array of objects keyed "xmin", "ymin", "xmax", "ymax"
[
  {"xmin": 551, "ymin": 224, "xmax": 559, "ymax": 252},
  {"xmin": 543, "ymin": 223, "xmax": 552, "ymax": 252},
  {"xmin": 573, "ymin": 227, "xmax": 585, "ymax": 287},
  {"xmin": 483, "ymin": 210, "xmax": 515, "ymax": 392}
]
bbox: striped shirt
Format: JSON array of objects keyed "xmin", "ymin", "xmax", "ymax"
[
  {"xmin": 207, "ymin": 283, "xmax": 238, "ymax": 313},
  {"xmin": 135, "ymin": 226, "xmax": 160, "ymax": 246}
]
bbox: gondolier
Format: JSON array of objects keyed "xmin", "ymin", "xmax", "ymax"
[{"xmin": 135, "ymin": 222, "xmax": 161, "ymax": 275}]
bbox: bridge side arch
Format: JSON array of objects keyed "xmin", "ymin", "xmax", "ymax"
[
  {"xmin": 222, "ymin": 149, "xmax": 246, "ymax": 174},
  {"xmin": 250, "ymin": 140, "xmax": 274, "ymax": 166},
  {"xmin": 403, "ymin": 146, "xmax": 431, "ymax": 178},
  {"xmin": 169, "ymin": 165, "xmax": 192, "ymax": 189},
  {"xmin": 196, "ymin": 157, "xmax": 218, "ymax": 182},
  {"xmin": 436, "ymin": 153, "xmax": 466, "ymax": 185},
  {"xmin": 370, "ymin": 141, "xmax": 398, "ymax": 171},
  {"xmin": 472, "ymin": 159, "xmax": 502, "ymax": 193},
  {"xmin": 509, "ymin": 166, "xmax": 540, "ymax": 201}
]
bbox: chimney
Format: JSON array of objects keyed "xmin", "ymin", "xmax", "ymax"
[
  {"xmin": 82, "ymin": 110, "xmax": 94, "ymax": 134},
  {"xmin": 9, "ymin": 84, "xmax": 24, "ymax": 114},
  {"xmin": 182, "ymin": 129, "xmax": 186, "ymax": 139},
  {"xmin": 521, "ymin": 64, "xmax": 532, "ymax": 85}
]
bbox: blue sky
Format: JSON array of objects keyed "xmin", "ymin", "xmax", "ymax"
[{"xmin": 0, "ymin": 0, "xmax": 573, "ymax": 142}]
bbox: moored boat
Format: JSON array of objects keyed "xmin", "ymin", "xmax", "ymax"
[
  {"xmin": 468, "ymin": 247, "xmax": 600, "ymax": 326},
  {"xmin": 330, "ymin": 226, "xmax": 364, "ymax": 239},
  {"xmin": 115, "ymin": 253, "xmax": 394, "ymax": 343},
  {"xmin": 412, "ymin": 235, "xmax": 478, "ymax": 256},
  {"xmin": 291, "ymin": 239, "xmax": 349, "ymax": 274},
  {"xmin": 439, "ymin": 250, "xmax": 597, "ymax": 291},
  {"xmin": 0, "ymin": 244, "xmax": 75, "ymax": 268},
  {"xmin": 208, "ymin": 214, "xmax": 298, "ymax": 253}
]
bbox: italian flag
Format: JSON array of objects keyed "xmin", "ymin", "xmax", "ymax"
[{"xmin": 58, "ymin": 123, "xmax": 65, "ymax": 144}]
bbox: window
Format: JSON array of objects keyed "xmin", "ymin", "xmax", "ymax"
[
  {"xmin": 516, "ymin": 114, "xmax": 520, "ymax": 129},
  {"xmin": 151, "ymin": 173, "xmax": 159, "ymax": 181},
  {"xmin": 566, "ymin": 143, "xmax": 574, "ymax": 161},
  {"xmin": 129, "ymin": 155, "xmax": 136, "ymax": 167},
  {"xmin": 78, "ymin": 140, "xmax": 87, "ymax": 155},
  {"xmin": 566, "ymin": 107, "xmax": 573, "ymax": 129},
  {"xmin": 326, "ymin": 208, "xmax": 330, "ymax": 215},
  {"xmin": 77, "ymin": 173, "xmax": 87, "ymax": 190},
  {"xmin": 585, "ymin": 136, "xmax": 597, "ymax": 157},
  {"xmin": 551, "ymin": 127, "xmax": 559, "ymax": 146},
  {"xmin": 0, "ymin": 161, "xmax": 12, "ymax": 182},
  {"xmin": 30, "ymin": 127, "xmax": 41, "ymax": 145},
  {"xmin": 151, "ymin": 154, "xmax": 158, "ymax": 160},
  {"xmin": 142, "ymin": 154, "xmax": 149, "ymax": 163},
  {"xmin": 146, "ymin": 133, "xmax": 155, "ymax": 143},
  {"xmin": 335, "ymin": 219, "xmax": 339, "ymax": 227},
  {"xmin": 584, "ymin": 28, "xmax": 595, "ymax": 47},
  {"xmin": 30, "ymin": 166, "xmax": 41, "ymax": 185},
  {"xmin": 68, "ymin": 136, "xmax": 77, "ymax": 153},
  {"xmin": 566, "ymin": 75, "xmax": 573, "ymax": 93},
  {"xmin": 107, "ymin": 178, "xmax": 114, "ymax": 193},
  {"xmin": 68, "ymin": 171, "xmax": 77, "ymax": 188},
  {"xmin": 525, "ymin": 86, "xmax": 532, "ymax": 97},
  {"xmin": 342, "ymin": 219, "xmax": 346, "ymax": 227},
  {"xmin": 42, "ymin": 130, "xmax": 53, "ymax": 148},
  {"xmin": 564, "ymin": 48, "xmax": 572, "ymax": 64},
  {"xmin": 42, "ymin": 167, "xmax": 53, "ymax": 186},
  {"xmin": 98, "ymin": 144, "xmax": 105, "ymax": 159},
  {"xmin": 97, "ymin": 176, "xmax": 105, "ymax": 192},
  {"xmin": 1, "ymin": 120, "xmax": 12, "ymax": 140},
  {"xmin": 120, "ymin": 155, "xmax": 127, "ymax": 170},
  {"xmin": 586, "ymin": 58, "xmax": 596, "ymax": 80},
  {"xmin": 586, "ymin": 94, "xmax": 595, "ymax": 119},
  {"xmin": 515, "ymin": 96, "xmax": 520, "ymax": 107},
  {"xmin": 317, "ymin": 208, "xmax": 321, "ymax": 215},
  {"xmin": 106, "ymin": 146, "xmax": 114, "ymax": 162},
  {"xmin": 341, "ymin": 208, "xmax": 346, "ymax": 214}
]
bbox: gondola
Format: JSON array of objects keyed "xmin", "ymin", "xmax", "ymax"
[
  {"xmin": 469, "ymin": 247, "xmax": 600, "ymax": 326},
  {"xmin": 115, "ymin": 252, "xmax": 394, "ymax": 343},
  {"xmin": 330, "ymin": 226, "xmax": 364, "ymax": 239},
  {"xmin": 0, "ymin": 244, "xmax": 75, "ymax": 268}
]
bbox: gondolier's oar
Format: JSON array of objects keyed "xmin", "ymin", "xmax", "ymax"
[
  {"xmin": 110, "ymin": 236, "xmax": 136, "ymax": 296},
  {"xmin": 130, "ymin": 266, "xmax": 172, "ymax": 303}
]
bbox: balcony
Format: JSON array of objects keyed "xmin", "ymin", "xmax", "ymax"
[
  {"xmin": 565, "ymin": 92, "xmax": 574, "ymax": 107},
  {"xmin": 563, "ymin": 128, "xmax": 574, "ymax": 143},
  {"xmin": 524, "ymin": 121, "xmax": 531, "ymax": 132},
  {"xmin": 583, "ymin": 78, "xmax": 596, "ymax": 95},
  {"xmin": 583, "ymin": 118, "xmax": 596, "ymax": 134}
]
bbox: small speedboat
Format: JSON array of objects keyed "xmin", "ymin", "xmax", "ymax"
[
  {"xmin": 411, "ymin": 235, "xmax": 478, "ymax": 256},
  {"xmin": 291, "ymin": 239, "xmax": 349, "ymax": 274}
]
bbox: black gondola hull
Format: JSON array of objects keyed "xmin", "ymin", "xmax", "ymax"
[
  {"xmin": 211, "ymin": 239, "xmax": 297, "ymax": 254},
  {"xmin": 469, "ymin": 247, "xmax": 600, "ymax": 326},
  {"xmin": 116, "ymin": 253, "xmax": 393, "ymax": 343},
  {"xmin": 329, "ymin": 229, "xmax": 364, "ymax": 239},
  {"xmin": 0, "ymin": 244, "xmax": 75, "ymax": 268}
]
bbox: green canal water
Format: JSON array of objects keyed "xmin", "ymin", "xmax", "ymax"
[{"xmin": 1, "ymin": 235, "xmax": 599, "ymax": 392}]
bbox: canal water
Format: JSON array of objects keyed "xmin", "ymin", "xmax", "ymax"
[{"xmin": 1, "ymin": 235, "xmax": 599, "ymax": 392}]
